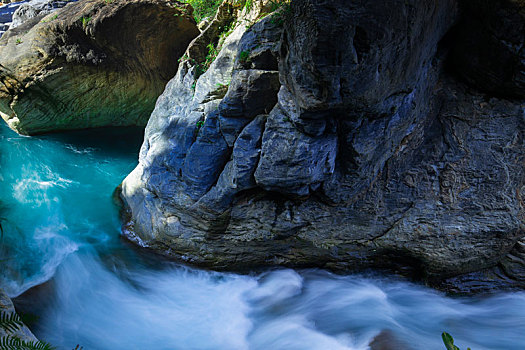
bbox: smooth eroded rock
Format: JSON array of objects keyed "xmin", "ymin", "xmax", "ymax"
[{"xmin": 0, "ymin": 0, "xmax": 199, "ymax": 134}]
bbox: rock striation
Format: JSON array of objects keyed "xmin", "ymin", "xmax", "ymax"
[
  {"xmin": 119, "ymin": 0, "xmax": 525, "ymax": 292},
  {"xmin": 0, "ymin": 0, "xmax": 199, "ymax": 135}
]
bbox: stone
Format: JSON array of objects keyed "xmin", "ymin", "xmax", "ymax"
[
  {"xmin": 119, "ymin": 0, "xmax": 525, "ymax": 291},
  {"xmin": 0, "ymin": 0, "xmax": 199, "ymax": 135}
]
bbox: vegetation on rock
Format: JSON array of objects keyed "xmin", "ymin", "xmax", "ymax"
[
  {"xmin": 182, "ymin": 0, "xmax": 222, "ymax": 22},
  {"xmin": 0, "ymin": 312, "xmax": 55, "ymax": 350}
]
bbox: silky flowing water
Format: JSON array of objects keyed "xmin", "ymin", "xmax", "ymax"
[{"xmin": 0, "ymin": 122, "xmax": 524, "ymax": 350}]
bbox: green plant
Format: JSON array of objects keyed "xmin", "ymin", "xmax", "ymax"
[
  {"xmin": 442, "ymin": 332, "xmax": 471, "ymax": 350},
  {"xmin": 174, "ymin": 5, "xmax": 189, "ymax": 18},
  {"xmin": 268, "ymin": 0, "xmax": 291, "ymax": 25},
  {"xmin": 0, "ymin": 312, "xmax": 56, "ymax": 350},
  {"xmin": 239, "ymin": 50, "xmax": 250, "ymax": 63},
  {"xmin": 244, "ymin": 0, "xmax": 253, "ymax": 11},
  {"xmin": 79, "ymin": 16, "xmax": 91, "ymax": 28},
  {"xmin": 196, "ymin": 120, "xmax": 204, "ymax": 129},
  {"xmin": 217, "ymin": 23, "xmax": 234, "ymax": 47},
  {"xmin": 15, "ymin": 38, "xmax": 22, "ymax": 45},
  {"xmin": 181, "ymin": 0, "xmax": 222, "ymax": 22},
  {"xmin": 0, "ymin": 312, "xmax": 24, "ymax": 333},
  {"xmin": 204, "ymin": 42, "xmax": 218, "ymax": 69},
  {"xmin": 216, "ymin": 82, "xmax": 229, "ymax": 89}
]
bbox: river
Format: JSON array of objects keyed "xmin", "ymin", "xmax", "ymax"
[{"xmin": 0, "ymin": 122, "xmax": 524, "ymax": 350}]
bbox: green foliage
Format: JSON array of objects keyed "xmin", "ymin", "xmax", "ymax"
[
  {"xmin": 181, "ymin": 0, "xmax": 222, "ymax": 22},
  {"xmin": 196, "ymin": 120, "xmax": 204, "ymax": 129},
  {"xmin": 79, "ymin": 16, "xmax": 91, "ymax": 28},
  {"xmin": 15, "ymin": 38, "xmax": 22, "ymax": 45},
  {"xmin": 269, "ymin": 0, "xmax": 291, "ymax": 25},
  {"xmin": 239, "ymin": 50, "xmax": 250, "ymax": 63},
  {"xmin": 268, "ymin": 0, "xmax": 289, "ymax": 12},
  {"xmin": 216, "ymin": 82, "xmax": 229, "ymax": 89},
  {"xmin": 204, "ymin": 42, "xmax": 218, "ymax": 70},
  {"xmin": 217, "ymin": 23, "xmax": 234, "ymax": 47},
  {"xmin": 442, "ymin": 332, "xmax": 471, "ymax": 350},
  {"xmin": 0, "ymin": 336, "xmax": 55, "ymax": 350},
  {"xmin": 0, "ymin": 312, "xmax": 24, "ymax": 333},
  {"xmin": 243, "ymin": 0, "xmax": 253, "ymax": 11},
  {"xmin": 0, "ymin": 312, "xmax": 56, "ymax": 350}
]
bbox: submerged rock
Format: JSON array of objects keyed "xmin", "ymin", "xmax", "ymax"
[
  {"xmin": 0, "ymin": 0, "xmax": 199, "ymax": 135},
  {"xmin": 120, "ymin": 0, "xmax": 524, "ymax": 291}
]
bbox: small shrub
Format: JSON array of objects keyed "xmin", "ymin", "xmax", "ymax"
[{"xmin": 181, "ymin": 0, "xmax": 222, "ymax": 22}]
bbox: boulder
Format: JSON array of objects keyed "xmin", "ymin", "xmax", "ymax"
[
  {"xmin": 120, "ymin": 0, "xmax": 525, "ymax": 291},
  {"xmin": 0, "ymin": 0, "xmax": 199, "ymax": 135}
]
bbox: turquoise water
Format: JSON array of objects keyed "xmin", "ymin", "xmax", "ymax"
[{"xmin": 1, "ymin": 122, "xmax": 525, "ymax": 349}]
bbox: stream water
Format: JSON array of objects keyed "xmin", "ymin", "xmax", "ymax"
[{"xmin": 0, "ymin": 122, "xmax": 524, "ymax": 350}]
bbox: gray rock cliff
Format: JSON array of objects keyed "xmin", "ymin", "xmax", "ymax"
[{"xmin": 120, "ymin": 0, "xmax": 525, "ymax": 292}]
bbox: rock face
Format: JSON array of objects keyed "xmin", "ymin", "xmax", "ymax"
[
  {"xmin": 121, "ymin": 0, "xmax": 525, "ymax": 291},
  {"xmin": 0, "ymin": 0, "xmax": 199, "ymax": 135}
]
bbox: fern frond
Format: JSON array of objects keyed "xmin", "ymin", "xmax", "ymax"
[
  {"xmin": 0, "ymin": 335, "xmax": 56, "ymax": 350},
  {"xmin": 0, "ymin": 312, "xmax": 24, "ymax": 333}
]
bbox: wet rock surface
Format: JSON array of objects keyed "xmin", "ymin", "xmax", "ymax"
[
  {"xmin": 120, "ymin": 0, "xmax": 525, "ymax": 292},
  {"xmin": 0, "ymin": 0, "xmax": 199, "ymax": 135}
]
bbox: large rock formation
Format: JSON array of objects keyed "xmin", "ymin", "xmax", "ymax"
[
  {"xmin": 0, "ymin": 0, "xmax": 199, "ymax": 135},
  {"xmin": 120, "ymin": 0, "xmax": 525, "ymax": 292}
]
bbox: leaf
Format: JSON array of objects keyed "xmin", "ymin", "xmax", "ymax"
[
  {"xmin": 0, "ymin": 335, "xmax": 56, "ymax": 350},
  {"xmin": 0, "ymin": 312, "xmax": 24, "ymax": 333},
  {"xmin": 442, "ymin": 332, "xmax": 460, "ymax": 350}
]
